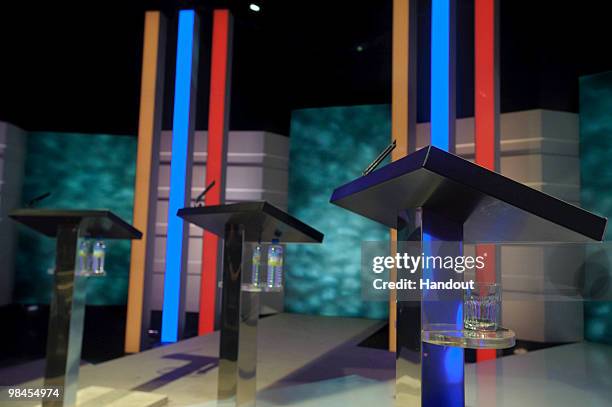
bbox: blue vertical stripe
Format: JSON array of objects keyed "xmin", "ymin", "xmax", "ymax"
[
  {"xmin": 431, "ymin": 0, "xmax": 451, "ymax": 151},
  {"xmin": 428, "ymin": 2, "xmax": 463, "ymax": 401},
  {"xmin": 162, "ymin": 9, "xmax": 195, "ymax": 343}
]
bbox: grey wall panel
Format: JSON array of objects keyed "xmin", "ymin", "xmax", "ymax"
[
  {"xmin": 185, "ymin": 274, "xmax": 201, "ymax": 314},
  {"xmin": 262, "ymin": 131, "xmax": 291, "ymax": 170},
  {"xmin": 524, "ymin": 183, "xmax": 580, "ymax": 204},
  {"xmin": 501, "ymin": 155, "xmax": 580, "ymax": 186},
  {"xmin": 151, "ymin": 272, "xmax": 164, "ymax": 311},
  {"xmin": 502, "ymin": 300, "xmax": 584, "ymax": 343},
  {"xmin": 0, "ymin": 122, "xmax": 27, "ymax": 306},
  {"xmin": 153, "ymin": 236, "xmax": 167, "ymax": 270},
  {"xmin": 186, "ymin": 236, "xmax": 203, "ymax": 275}
]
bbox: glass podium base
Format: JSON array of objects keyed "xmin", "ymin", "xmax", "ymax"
[
  {"xmin": 422, "ymin": 324, "xmax": 516, "ymax": 349},
  {"xmin": 241, "ymin": 283, "xmax": 283, "ymax": 293}
]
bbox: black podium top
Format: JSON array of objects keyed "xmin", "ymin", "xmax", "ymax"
[
  {"xmin": 9, "ymin": 209, "xmax": 142, "ymax": 239},
  {"xmin": 330, "ymin": 146, "xmax": 607, "ymax": 242},
  {"xmin": 178, "ymin": 201, "xmax": 324, "ymax": 243}
]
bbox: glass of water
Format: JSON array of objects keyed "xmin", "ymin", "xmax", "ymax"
[{"xmin": 464, "ymin": 283, "xmax": 501, "ymax": 331}]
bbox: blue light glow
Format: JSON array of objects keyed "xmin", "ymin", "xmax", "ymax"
[
  {"xmin": 445, "ymin": 296, "xmax": 464, "ymax": 386},
  {"xmin": 162, "ymin": 9, "xmax": 196, "ymax": 343},
  {"xmin": 455, "ymin": 298, "xmax": 463, "ymax": 327},
  {"xmin": 444, "ymin": 347, "xmax": 464, "ymax": 384},
  {"xmin": 431, "ymin": 0, "xmax": 451, "ymax": 151}
]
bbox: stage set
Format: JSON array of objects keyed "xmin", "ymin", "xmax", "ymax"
[{"xmin": 2, "ymin": 1, "xmax": 612, "ymax": 407}]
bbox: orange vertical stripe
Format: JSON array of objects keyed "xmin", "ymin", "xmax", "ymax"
[
  {"xmin": 389, "ymin": 0, "xmax": 409, "ymax": 354},
  {"xmin": 390, "ymin": 0, "xmax": 417, "ymax": 352},
  {"xmin": 125, "ymin": 11, "xmax": 165, "ymax": 353}
]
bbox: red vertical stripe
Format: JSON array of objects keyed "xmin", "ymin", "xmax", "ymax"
[
  {"xmin": 475, "ymin": 0, "xmax": 498, "ymax": 364},
  {"xmin": 200, "ymin": 9, "xmax": 231, "ymax": 335},
  {"xmin": 476, "ymin": 244, "xmax": 497, "ymax": 364},
  {"xmin": 477, "ymin": 349, "xmax": 497, "ymax": 361},
  {"xmin": 475, "ymin": 0, "xmax": 495, "ymax": 169},
  {"xmin": 200, "ymin": 231, "xmax": 219, "ymax": 334}
]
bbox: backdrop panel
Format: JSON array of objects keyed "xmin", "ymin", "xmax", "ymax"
[
  {"xmin": 15, "ymin": 132, "xmax": 136, "ymax": 305},
  {"xmin": 579, "ymin": 71, "xmax": 612, "ymax": 345},
  {"xmin": 286, "ymin": 105, "xmax": 390, "ymax": 319}
]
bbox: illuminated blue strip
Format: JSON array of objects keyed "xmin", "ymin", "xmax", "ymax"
[
  {"xmin": 422, "ymin": 230, "xmax": 463, "ymax": 405},
  {"xmin": 162, "ymin": 9, "xmax": 196, "ymax": 343},
  {"xmin": 431, "ymin": 0, "xmax": 451, "ymax": 151},
  {"xmin": 427, "ymin": 4, "xmax": 463, "ymax": 398}
]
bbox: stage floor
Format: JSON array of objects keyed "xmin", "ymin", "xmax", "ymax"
[{"xmin": 7, "ymin": 313, "xmax": 612, "ymax": 406}]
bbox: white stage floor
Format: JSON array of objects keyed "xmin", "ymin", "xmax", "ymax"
[{"xmin": 9, "ymin": 313, "xmax": 612, "ymax": 406}]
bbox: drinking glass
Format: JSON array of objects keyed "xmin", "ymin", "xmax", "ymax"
[{"xmin": 464, "ymin": 283, "xmax": 501, "ymax": 331}]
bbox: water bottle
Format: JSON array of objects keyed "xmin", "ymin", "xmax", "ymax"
[
  {"xmin": 251, "ymin": 245, "xmax": 262, "ymax": 286},
  {"xmin": 266, "ymin": 239, "xmax": 283, "ymax": 290},
  {"xmin": 78, "ymin": 239, "xmax": 92, "ymax": 275},
  {"xmin": 92, "ymin": 240, "xmax": 106, "ymax": 275}
]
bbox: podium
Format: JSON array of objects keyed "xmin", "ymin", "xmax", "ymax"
[
  {"xmin": 330, "ymin": 146, "xmax": 606, "ymax": 406},
  {"xmin": 9, "ymin": 209, "xmax": 142, "ymax": 407},
  {"xmin": 177, "ymin": 202, "xmax": 323, "ymax": 407}
]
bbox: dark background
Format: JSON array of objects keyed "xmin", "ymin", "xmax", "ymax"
[{"xmin": 0, "ymin": 0, "xmax": 610, "ymax": 135}]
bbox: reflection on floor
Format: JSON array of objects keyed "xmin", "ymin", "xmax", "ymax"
[
  {"xmin": 8, "ymin": 313, "xmax": 612, "ymax": 406},
  {"xmin": 465, "ymin": 341, "xmax": 612, "ymax": 407},
  {"xmin": 191, "ymin": 376, "xmax": 393, "ymax": 407},
  {"xmin": 10, "ymin": 314, "xmax": 387, "ymax": 406}
]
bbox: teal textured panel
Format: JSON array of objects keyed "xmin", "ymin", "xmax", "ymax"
[
  {"xmin": 15, "ymin": 133, "xmax": 136, "ymax": 305},
  {"xmin": 286, "ymin": 105, "xmax": 390, "ymax": 319},
  {"xmin": 580, "ymin": 72, "xmax": 612, "ymax": 344}
]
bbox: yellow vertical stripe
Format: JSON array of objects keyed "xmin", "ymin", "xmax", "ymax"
[
  {"xmin": 125, "ymin": 11, "xmax": 164, "ymax": 353},
  {"xmin": 392, "ymin": 0, "xmax": 409, "ymax": 161},
  {"xmin": 390, "ymin": 0, "xmax": 416, "ymax": 352}
]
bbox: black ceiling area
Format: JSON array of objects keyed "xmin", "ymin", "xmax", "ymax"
[{"xmin": 0, "ymin": 0, "xmax": 611, "ymax": 136}]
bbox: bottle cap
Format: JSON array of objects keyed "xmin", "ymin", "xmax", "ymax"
[{"xmin": 272, "ymin": 238, "xmax": 279, "ymax": 244}]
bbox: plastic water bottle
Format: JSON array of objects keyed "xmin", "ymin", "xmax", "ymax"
[
  {"xmin": 251, "ymin": 245, "xmax": 262, "ymax": 286},
  {"xmin": 78, "ymin": 239, "xmax": 91, "ymax": 275},
  {"xmin": 92, "ymin": 240, "xmax": 106, "ymax": 275},
  {"xmin": 266, "ymin": 239, "xmax": 283, "ymax": 290}
]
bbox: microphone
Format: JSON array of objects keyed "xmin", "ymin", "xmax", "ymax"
[
  {"xmin": 27, "ymin": 192, "xmax": 51, "ymax": 208},
  {"xmin": 362, "ymin": 140, "xmax": 396, "ymax": 176},
  {"xmin": 193, "ymin": 180, "xmax": 216, "ymax": 207}
]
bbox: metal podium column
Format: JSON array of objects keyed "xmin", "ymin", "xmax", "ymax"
[
  {"xmin": 10, "ymin": 209, "xmax": 142, "ymax": 406},
  {"xmin": 396, "ymin": 210, "xmax": 422, "ymax": 405},
  {"xmin": 396, "ymin": 209, "xmax": 464, "ymax": 406},
  {"xmin": 44, "ymin": 222, "xmax": 87, "ymax": 407},
  {"xmin": 420, "ymin": 210, "xmax": 464, "ymax": 406},
  {"xmin": 217, "ymin": 223, "xmax": 259, "ymax": 407}
]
